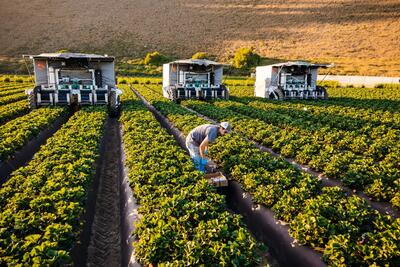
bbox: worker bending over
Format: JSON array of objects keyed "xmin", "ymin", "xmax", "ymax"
[{"xmin": 185, "ymin": 122, "xmax": 232, "ymax": 171}]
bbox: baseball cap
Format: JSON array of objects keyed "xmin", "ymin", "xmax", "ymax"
[{"xmin": 220, "ymin": 122, "xmax": 232, "ymax": 133}]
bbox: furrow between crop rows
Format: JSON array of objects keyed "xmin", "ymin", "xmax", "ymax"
[{"xmin": 0, "ymin": 107, "xmax": 107, "ymax": 265}]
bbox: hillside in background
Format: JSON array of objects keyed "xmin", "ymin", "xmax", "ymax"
[{"xmin": 1, "ymin": 0, "xmax": 400, "ymax": 76}]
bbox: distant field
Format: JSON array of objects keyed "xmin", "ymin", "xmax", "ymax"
[{"xmin": 0, "ymin": 0, "xmax": 399, "ymax": 76}]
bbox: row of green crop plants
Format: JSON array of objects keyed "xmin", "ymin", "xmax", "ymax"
[
  {"xmin": 0, "ymin": 84, "xmax": 31, "ymax": 123},
  {"xmin": 0, "ymin": 83, "xmax": 42, "ymax": 125},
  {"xmin": 145, "ymin": 85, "xmax": 400, "ymax": 208},
  {"xmin": 133, "ymin": 84, "xmax": 399, "ymax": 266},
  {"xmin": 0, "ymin": 86, "xmax": 28, "ymax": 97},
  {"xmin": 0, "ymin": 107, "xmax": 106, "ymax": 265},
  {"xmin": 118, "ymin": 86, "xmax": 263, "ymax": 265},
  {"xmin": 152, "ymin": 84, "xmax": 400, "ymax": 125},
  {"xmin": 328, "ymin": 86, "xmax": 400, "ymax": 101},
  {"xmin": 205, "ymin": 100, "xmax": 399, "ymax": 206},
  {"xmin": 0, "ymin": 84, "xmax": 32, "ymax": 91},
  {"xmin": 0, "ymin": 75, "xmax": 33, "ymax": 84},
  {"xmin": 325, "ymin": 86, "xmax": 400, "ymax": 113},
  {"xmin": 229, "ymin": 85, "xmax": 400, "ymax": 113},
  {"xmin": 223, "ymin": 87, "xmax": 400, "ymax": 208},
  {"xmin": 0, "ymin": 91, "xmax": 27, "ymax": 105},
  {"xmin": 0, "ymin": 84, "xmax": 31, "ymax": 92},
  {"xmin": 0, "ymin": 107, "xmax": 65, "ymax": 161},
  {"xmin": 230, "ymin": 92, "xmax": 400, "ymax": 130},
  {"xmin": 0, "ymin": 99, "xmax": 30, "ymax": 125}
]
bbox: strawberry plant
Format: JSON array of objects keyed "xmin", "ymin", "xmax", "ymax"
[
  {"xmin": 182, "ymin": 98, "xmax": 400, "ymax": 206},
  {"xmin": 0, "ymin": 107, "xmax": 66, "ymax": 161},
  {"xmin": 0, "ymin": 92, "xmax": 26, "ymax": 105},
  {"xmin": 0, "ymin": 99, "xmax": 30, "ymax": 124},
  {"xmin": 119, "ymin": 85, "xmax": 262, "ymax": 265},
  {"xmin": 133, "ymin": 84, "xmax": 400, "ymax": 266},
  {"xmin": 0, "ymin": 107, "xmax": 106, "ymax": 265}
]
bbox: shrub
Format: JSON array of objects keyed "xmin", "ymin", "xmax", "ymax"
[
  {"xmin": 192, "ymin": 52, "xmax": 209, "ymax": 60},
  {"xmin": 143, "ymin": 51, "xmax": 169, "ymax": 66},
  {"xmin": 132, "ymin": 80, "xmax": 139, "ymax": 84},
  {"xmin": 119, "ymin": 79, "xmax": 127, "ymax": 84},
  {"xmin": 3, "ymin": 77, "xmax": 10, "ymax": 82},
  {"xmin": 232, "ymin": 47, "xmax": 261, "ymax": 69},
  {"xmin": 145, "ymin": 80, "xmax": 151, "ymax": 85},
  {"xmin": 317, "ymin": 80, "xmax": 340, "ymax": 89},
  {"xmin": 56, "ymin": 49, "xmax": 69, "ymax": 53},
  {"xmin": 16, "ymin": 78, "xmax": 24, "ymax": 83}
]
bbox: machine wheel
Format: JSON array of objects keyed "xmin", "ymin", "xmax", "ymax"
[
  {"xmin": 317, "ymin": 86, "xmax": 329, "ymax": 100},
  {"xmin": 322, "ymin": 87, "xmax": 328, "ymax": 99},
  {"xmin": 108, "ymin": 91, "xmax": 120, "ymax": 117},
  {"xmin": 269, "ymin": 87, "xmax": 284, "ymax": 100},
  {"xmin": 172, "ymin": 98, "xmax": 182, "ymax": 104},
  {"xmin": 28, "ymin": 90, "xmax": 37, "ymax": 109},
  {"xmin": 221, "ymin": 85, "xmax": 229, "ymax": 100}
]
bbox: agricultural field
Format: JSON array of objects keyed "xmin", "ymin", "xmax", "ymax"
[
  {"xmin": 0, "ymin": 76, "xmax": 399, "ymax": 266},
  {"xmin": 2, "ymin": 1, "xmax": 400, "ymax": 76},
  {"xmin": 132, "ymin": 82, "xmax": 399, "ymax": 266}
]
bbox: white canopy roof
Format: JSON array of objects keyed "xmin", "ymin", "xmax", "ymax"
[
  {"xmin": 267, "ymin": 61, "xmax": 331, "ymax": 68},
  {"xmin": 27, "ymin": 52, "xmax": 114, "ymax": 61},
  {"xmin": 168, "ymin": 59, "xmax": 226, "ymax": 66}
]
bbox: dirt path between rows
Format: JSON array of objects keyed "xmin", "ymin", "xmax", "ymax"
[{"xmin": 87, "ymin": 118, "xmax": 122, "ymax": 267}]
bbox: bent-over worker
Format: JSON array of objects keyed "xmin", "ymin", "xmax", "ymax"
[{"xmin": 185, "ymin": 122, "xmax": 232, "ymax": 171}]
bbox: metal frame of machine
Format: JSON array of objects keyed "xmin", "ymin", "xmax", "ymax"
[
  {"xmin": 162, "ymin": 59, "xmax": 229, "ymax": 101},
  {"xmin": 24, "ymin": 52, "xmax": 122, "ymax": 115},
  {"xmin": 255, "ymin": 61, "xmax": 331, "ymax": 100}
]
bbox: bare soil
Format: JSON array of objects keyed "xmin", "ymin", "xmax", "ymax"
[
  {"xmin": 87, "ymin": 118, "xmax": 122, "ymax": 267},
  {"xmin": 0, "ymin": 0, "xmax": 399, "ymax": 76}
]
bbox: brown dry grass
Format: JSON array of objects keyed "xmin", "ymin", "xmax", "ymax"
[{"xmin": 0, "ymin": 0, "xmax": 399, "ymax": 76}]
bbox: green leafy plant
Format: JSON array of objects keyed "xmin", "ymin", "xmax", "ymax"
[
  {"xmin": 132, "ymin": 84, "xmax": 399, "ymax": 266},
  {"xmin": 143, "ymin": 51, "xmax": 169, "ymax": 66},
  {"xmin": 0, "ymin": 107, "xmax": 65, "ymax": 161},
  {"xmin": 191, "ymin": 52, "xmax": 209, "ymax": 60},
  {"xmin": 0, "ymin": 108, "xmax": 106, "ymax": 265},
  {"xmin": 232, "ymin": 47, "xmax": 261, "ymax": 69},
  {"xmin": 119, "ymin": 85, "xmax": 262, "ymax": 265}
]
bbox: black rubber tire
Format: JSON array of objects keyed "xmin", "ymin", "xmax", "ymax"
[
  {"xmin": 269, "ymin": 87, "xmax": 284, "ymax": 100},
  {"xmin": 108, "ymin": 91, "xmax": 120, "ymax": 117},
  {"xmin": 317, "ymin": 86, "xmax": 329, "ymax": 100},
  {"xmin": 28, "ymin": 91, "xmax": 37, "ymax": 109},
  {"xmin": 222, "ymin": 85, "xmax": 229, "ymax": 100},
  {"xmin": 322, "ymin": 87, "xmax": 328, "ymax": 100},
  {"xmin": 171, "ymin": 97, "xmax": 181, "ymax": 104}
]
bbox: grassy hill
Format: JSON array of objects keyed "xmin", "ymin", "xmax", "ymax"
[{"xmin": 0, "ymin": 0, "xmax": 399, "ymax": 76}]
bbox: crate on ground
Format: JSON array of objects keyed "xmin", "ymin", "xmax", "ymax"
[{"xmin": 204, "ymin": 172, "xmax": 228, "ymax": 187}]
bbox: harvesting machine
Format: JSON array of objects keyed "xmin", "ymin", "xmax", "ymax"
[
  {"xmin": 255, "ymin": 61, "xmax": 331, "ymax": 100},
  {"xmin": 24, "ymin": 53, "xmax": 122, "ymax": 116},
  {"xmin": 162, "ymin": 59, "xmax": 229, "ymax": 102}
]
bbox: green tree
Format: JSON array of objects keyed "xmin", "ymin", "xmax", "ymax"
[
  {"xmin": 232, "ymin": 47, "xmax": 261, "ymax": 69},
  {"xmin": 192, "ymin": 52, "xmax": 209, "ymax": 60},
  {"xmin": 143, "ymin": 51, "xmax": 169, "ymax": 66}
]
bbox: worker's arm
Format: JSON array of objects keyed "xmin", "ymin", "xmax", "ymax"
[{"xmin": 199, "ymin": 137, "xmax": 210, "ymax": 159}]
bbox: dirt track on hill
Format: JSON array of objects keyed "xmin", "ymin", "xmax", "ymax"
[{"xmin": 0, "ymin": 0, "xmax": 400, "ymax": 75}]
